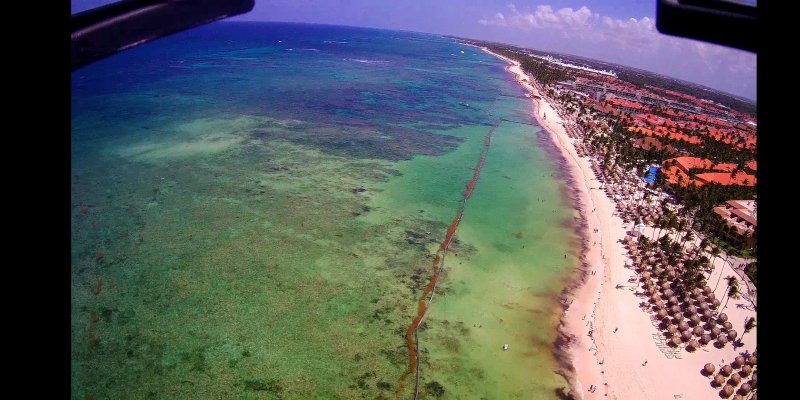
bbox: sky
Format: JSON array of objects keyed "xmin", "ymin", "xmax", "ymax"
[{"xmin": 72, "ymin": 0, "xmax": 756, "ymax": 101}]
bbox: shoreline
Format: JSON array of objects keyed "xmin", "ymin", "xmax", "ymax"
[
  {"xmin": 479, "ymin": 45, "xmax": 758, "ymax": 400},
  {"xmin": 478, "ymin": 46, "xmax": 609, "ymax": 398}
]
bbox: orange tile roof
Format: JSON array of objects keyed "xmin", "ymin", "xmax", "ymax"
[
  {"xmin": 694, "ymin": 171, "xmax": 756, "ymax": 186},
  {"xmin": 664, "ymin": 166, "xmax": 691, "ymax": 186},
  {"xmin": 665, "ymin": 157, "xmax": 714, "ymax": 172},
  {"xmin": 633, "ymin": 137, "xmax": 666, "ymax": 151},
  {"xmin": 606, "ymin": 97, "xmax": 646, "ymax": 110},
  {"xmin": 746, "ymin": 160, "xmax": 757, "ymax": 171},
  {"xmin": 712, "ymin": 163, "xmax": 737, "ymax": 172}
]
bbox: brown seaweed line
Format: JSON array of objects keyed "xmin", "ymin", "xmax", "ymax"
[{"xmin": 398, "ymin": 121, "xmax": 500, "ymax": 395}]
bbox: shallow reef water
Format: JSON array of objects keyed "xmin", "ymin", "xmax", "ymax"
[{"xmin": 72, "ymin": 21, "xmax": 578, "ymax": 399}]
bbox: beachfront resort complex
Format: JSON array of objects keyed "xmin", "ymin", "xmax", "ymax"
[{"xmin": 472, "ymin": 40, "xmax": 757, "ymax": 399}]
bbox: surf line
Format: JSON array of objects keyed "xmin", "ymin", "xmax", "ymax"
[{"xmin": 399, "ymin": 120, "xmax": 501, "ymax": 396}]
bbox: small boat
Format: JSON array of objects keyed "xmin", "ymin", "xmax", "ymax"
[{"xmin": 503, "ymin": 344, "xmax": 509, "ymax": 351}]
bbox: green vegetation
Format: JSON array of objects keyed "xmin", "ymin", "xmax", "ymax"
[
  {"xmin": 425, "ymin": 381, "xmax": 446, "ymax": 398},
  {"xmin": 491, "ymin": 48, "xmax": 573, "ymax": 85},
  {"xmin": 744, "ymin": 261, "xmax": 757, "ymax": 287}
]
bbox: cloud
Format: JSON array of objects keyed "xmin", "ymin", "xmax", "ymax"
[
  {"xmin": 477, "ymin": 3, "xmax": 756, "ymax": 99},
  {"xmin": 481, "ymin": 4, "xmax": 598, "ymax": 38}
]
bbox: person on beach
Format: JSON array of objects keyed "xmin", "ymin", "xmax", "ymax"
[
  {"xmin": 614, "ymin": 327, "xmax": 618, "ymax": 333},
  {"xmin": 642, "ymin": 360, "xmax": 648, "ymax": 366}
]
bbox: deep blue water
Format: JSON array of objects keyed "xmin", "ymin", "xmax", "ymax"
[{"xmin": 72, "ymin": 22, "xmax": 525, "ymax": 161}]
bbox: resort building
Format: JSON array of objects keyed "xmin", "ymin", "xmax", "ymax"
[
  {"xmin": 632, "ymin": 137, "xmax": 678, "ymax": 154},
  {"xmin": 661, "ymin": 157, "xmax": 756, "ymax": 187},
  {"xmin": 694, "ymin": 171, "xmax": 756, "ymax": 186},
  {"xmin": 712, "ymin": 200, "xmax": 757, "ymax": 248}
]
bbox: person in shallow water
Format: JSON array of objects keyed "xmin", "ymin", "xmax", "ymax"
[{"xmin": 502, "ymin": 343, "xmax": 509, "ymax": 351}]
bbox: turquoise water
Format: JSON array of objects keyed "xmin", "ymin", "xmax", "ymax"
[{"xmin": 71, "ymin": 21, "xmax": 578, "ymax": 399}]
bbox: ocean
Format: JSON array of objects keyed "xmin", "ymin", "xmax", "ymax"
[{"xmin": 71, "ymin": 21, "xmax": 579, "ymax": 399}]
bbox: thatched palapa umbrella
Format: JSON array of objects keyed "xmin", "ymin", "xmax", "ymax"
[
  {"xmin": 703, "ymin": 285, "xmax": 712, "ymax": 294},
  {"xmin": 732, "ymin": 395, "xmax": 743, "ymax": 400},
  {"xmin": 657, "ymin": 308, "xmax": 668, "ymax": 319},
  {"xmin": 693, "ymin": 326, "xmax": 704, "ymax": 336},
  {"xmin": 687, "ymin": 338, "xmax": 699, "ymax": 350},
  {"xmin": 711, "ymin": 327, "xmax": 722, "ymax": 338},
  {"xmin": 729, "ymin": 372, "xmax": 742, "ymax": 385},
  {"xmin": 721, "ymin": 364, "xmax": 733, "ymax": 376},
  {"xmin": 714, "ymin": 374, "xmax": 726, "ymax": 387},
  {"xmin": 747, "ymin": 355, "xmax": 757, "ymax": 366},
  {"xmin": 733, "ymin": 356, "xmax": 745, "ymax": 368},
  {"xmin": 669, "ymin": 296, "xmax": 679, "ymax": 306},
  {"xmin": 723, "ymin": 321, "xmax": 734, "ymax": 331},
  {"xmin": 701, "ymin": 333, "xmax": 712, "ymax": 344},
  {"xmin": 690, "ymin": 314, "xmax": 702, "ymax": 326},
  {"xmin": 681, "ymin": 330, "xmax": 692, "ymax": 341},
  {"xmin": 650, "ymin": 293, "xmax": 661, "ymax": 303},
  {"xmin": 721, "ymin": 384, "xmax": 735, "ymax": 398},
  {"xmin": 687, "ymin": 305, "xmax": 698, "ymax": 314},
  {"xmin": 695, "ymin": 293, "xmax": 706, "ymax": 303},
  {"xmin": 667, "ymin": 324, "xmax": 678, "ymax": 335},
  {"xmin": 717, "ymin": 335, "xmax": 729, "ymax": 346},
  {"xmin": 678, "ymin": 321, "xmax": 690, "ymax": 332},
  {"xmin": 671, "ymin": 336, "xmax": 682, "ymax": 346},
  {"xmin": 718, "ymin": 313, "xmax": 728, "ymax": 323},
  {"xmin": 740, "ymin": 364, "xmax": 752, "ymax": 377},
  {"xmin": 703, "ymin": 309, "xmax": 713, "ymax": 320},
  {"xmin": 739, "ymin": 382, "xmax": 752, "ymax": 394},
  {"xmin": 704, "ymin": 363, "xmax": 716, "ymax": 374},
  {"xmin": 712, "ymin": 298, "xmax": 721, "ymax": 308}
]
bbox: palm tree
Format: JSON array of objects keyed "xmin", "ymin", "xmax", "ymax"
[
  {"xmin": 721, "ymin": 276, "xmax": 741, "ymax": 312},
  {"xmin": 695, "ymin": 238, "xmax": 709, "ymax": 261},
  {"xmin": 667, "ymin": 213, "xmax": 679, "ymax": 241},
  {"xmin": 744, "ymin": 316, "xmax": 756, "ymax": 333},
  {"xmin": 709, "ymin": 246, "xmax": 721, "ymax": 272},
  {"xmin": 681, "ymin": 231, "xmax": 695, "ymax": 253},
  {"xmin": 676, "ymin": 218, "xmax": 688, "ymax": 242},
  {"xmin": 737, "ymin": 316, "xmax": 756, "ymax": 347},
  {"xmin": 713, "ymin": 248, "xmax": 730, "ymax": 292},
  {"xmin": 648, "ymin": 213, "xmax": 660, "ymax": 241}
]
